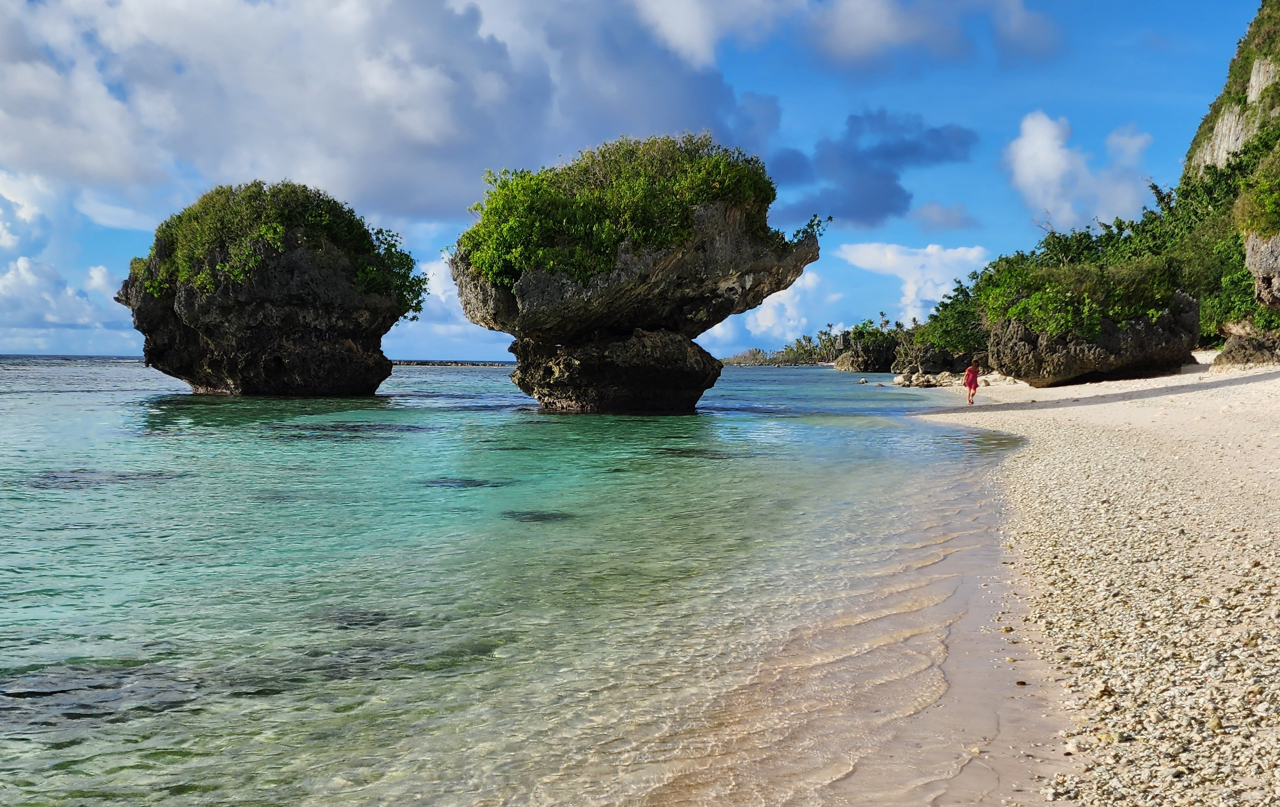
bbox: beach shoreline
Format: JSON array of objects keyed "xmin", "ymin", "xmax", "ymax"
[{"xmin": 919, "ymin": 357, "xmax": 1280, "ymax": 805}]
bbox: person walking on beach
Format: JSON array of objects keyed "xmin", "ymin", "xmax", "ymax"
[{"xmin": 964, "ymin": 357, "xmax": 980, "ymax": 405}]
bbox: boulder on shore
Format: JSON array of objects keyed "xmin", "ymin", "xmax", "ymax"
[
  {"xmin": 988, "ymin": 292, "xmax": 1199, "ymax": 387},
  {"xmin": 452, "ymin": 202, "xmax": 819, "ymax": 413},
  {"xmin": 1212, "ymin": 332, "xmax": 1280, "ymax": 370},
  {"xmin": 119, "ymin": 249, "xmax": 403, "ymax": 396}
]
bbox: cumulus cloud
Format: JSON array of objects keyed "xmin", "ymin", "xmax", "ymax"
[
  {"xmin": 812, "ymin": 0, "xmax": 1058, "ymax": 64},
  {"xmin": 1005, "ymin": 111, "xmax": 1153, "ymax": 230},
  {"xmin": 836, "ymin": 242, "xmax": 989, "ymax": 323},
  {"xmin": 911, "ymin": 201, "xmax": 980, "ymax": 232},
  {"xmin": 0, "ymin": 0, "xmax": 797, "ymax": 223},
  {"xmin": 0, "ymin": 258, "xmax": 130, "ymax": 330},
  {"xmin": 744, "ymin": 270, "xmax": 822, "ymax": 340},
  {"xmin": 774, "ymin": 110, "xmax": 978, "ymax": 226},
  {"xmin": 628, "ymin": 0, "xmax": 803, "ymax": 67},
  {"xmin": 83, "ymin": 266, "xmax": 122, "ymax": 298}
]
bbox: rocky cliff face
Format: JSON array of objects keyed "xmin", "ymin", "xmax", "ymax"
[
  {"xmin": 1186, "ymin": 2, "xmax": 1280, "ymax": 175},
  {"xmin": 988, "ymin": 293, "xmax": 1199, "ymax": 387},
  {"xmin": 452, "ymin": 202, "xmax": 819, "ymax": 413},
  {"xmin": 117, "ymin": 247, "xmax": 402, "ymax": 396}
]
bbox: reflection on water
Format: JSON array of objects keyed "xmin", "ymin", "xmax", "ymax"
[{"xmin": 0, "ymin": 360, "xmax": 1020, "ymax": 805}]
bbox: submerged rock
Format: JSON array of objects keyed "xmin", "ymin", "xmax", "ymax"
[
  {"xmin": 452, "ymin": 203, "xmax": 818, "ymax": 413},
  {"xmin": 119, "ymin": 249, "xmax": 403, "ymax": 396},
  {"xmin": 988, "ymin": 292, "xmax": 1199, "ymax": 387}
]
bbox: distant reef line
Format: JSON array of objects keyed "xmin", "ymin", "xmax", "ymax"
[{"xmin": 391, "ymin": 360, "xmax": 515, "ymax": 367}]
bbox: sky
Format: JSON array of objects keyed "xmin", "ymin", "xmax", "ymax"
[{"xmin": 0, "ymin": 0, "xmax": 1261, "ymax": 359}]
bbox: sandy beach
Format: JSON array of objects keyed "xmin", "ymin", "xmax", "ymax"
[{"xmin": 920, "ymin": 355, "xmax": 1280, "ymax": 806}]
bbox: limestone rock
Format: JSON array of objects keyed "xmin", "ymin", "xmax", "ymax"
[
  {"xmin": 988, "ymin": 293, "xmax": 1199, "ymax": 387},
  {"xmin": 117, "ymin": 247, "xmax": 402, "ymax": 396},
  {"xmin": 510, "ymin": 329, "xmax": 721, "ymax": 413},
  {"xmin": 1190, "ymin": 58, "xmax": 1280, "ymax": 172},
  {"xmin": 1212, "ymin": 333, "xmax": 1280, "ymax": 370},
  {"xmin": 1245, "ymin": 232, "xmax": 1280, "ymax": 307},
  {"xmin": 452, "ymin": 202, "xmax": 819, "ymax": 413},
  {"xmin": 833, "ymin": 338, "xmax": 897, "ymax": 373}
]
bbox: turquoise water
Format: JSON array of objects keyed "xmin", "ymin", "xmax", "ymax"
[{"xmin": 0, "ymin": 359, "xmax": 1017, "ymax": 805}]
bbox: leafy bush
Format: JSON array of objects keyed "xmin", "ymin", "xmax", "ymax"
[
  {"xmin": 457, "ymin": 133, "xmax": 790, "ymax": 287},
  {"xmin": 914, "ymin": 279, "xmax": 986, "ymax": 354},
  {"xmin": 910, "ymin": 116, "xmax": 1280, "ymax": 349},
  {"xmin": 133, "ymin": 180, "xmax": 426, "ymax": 321}
]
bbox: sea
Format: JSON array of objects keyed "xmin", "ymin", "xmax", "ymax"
[{"xmin": 0, "ymin": 357, "xmax": 1024, "ymax": 806}]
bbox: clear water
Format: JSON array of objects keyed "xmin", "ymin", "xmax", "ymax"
[{"xmin": 0, "ymin": 359, "xmax": 1018, "ymax": 806}]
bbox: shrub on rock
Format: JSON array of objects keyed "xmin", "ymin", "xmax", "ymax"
[
  {"xmin": 451, "ymin": 134, "xmax": 821, "ymax": 413},
  {"xmin": 117, "ymin": 181, "xmax": 426, "ymax": 396}
]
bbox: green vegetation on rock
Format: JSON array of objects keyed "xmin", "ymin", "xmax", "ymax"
[
  {"xmin": 132, "ymin": 180, "xmax": 426, "ymax": 321},
  {"xmin": 457, "ymin": 133, "xmax": 795, "ymax": 287}
]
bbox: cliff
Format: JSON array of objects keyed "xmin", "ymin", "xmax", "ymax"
[{"xmin": 1186, "ymin": 2, "xmax": 1280, "ymax": 174}]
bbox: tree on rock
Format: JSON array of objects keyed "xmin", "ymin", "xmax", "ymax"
[{"xmin": 117, "ymin": 181, "xmax": 426, "ymax": 396}]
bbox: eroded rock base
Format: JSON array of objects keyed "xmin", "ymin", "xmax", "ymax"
[{"xmin": 511, "ymin": 329, "xmax": 722, "ymax": 414}]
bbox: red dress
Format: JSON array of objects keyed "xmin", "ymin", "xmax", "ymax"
[{"xmin": 963, "ymin": 366, "xmax": 979, "ymax": 390}]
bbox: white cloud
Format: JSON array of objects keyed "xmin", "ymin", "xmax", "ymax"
[
  {"xmin": 911, "ymin": 201, "xmax": 979, "ymax": 232},
  {"xmin": 83, "ymin": 265, "xmax": 122, "ymax": 298},
  {"xmin": 745, "ymin": 270, "xmax": 821, "ymax": 340},
  {"xmin": 0, "ymin": 257, "xmax": 130, "ymax": 329},
  {"xmin": 1006, "ymin": 111, "xmax": 1153, "ymax": 229},
  {"xmin": 813, "ymin": 0, "xmax": 1057, "ymax": 63},
  {"xmin": 0, "ymin": 222, "xmax": 16, "ymax": 249},
  {"xmin": 836, "ymin": 242, "xmax": 989, "ymax": 323},
  {"xmin": 0, "ymin": 170, "xmax": 53, "ymax": 223},
  {"xmin": 74, "ymin": 193, "xmax": 156, "ymax": 231},
  {"xmin": 628, "ymin": 0, "xmax": 801, "ymax": 67}
]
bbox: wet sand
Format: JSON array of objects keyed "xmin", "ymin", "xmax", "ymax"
[{"xmin": 922, "ymin": 354, "xmax": 1280, "ymax": 805}]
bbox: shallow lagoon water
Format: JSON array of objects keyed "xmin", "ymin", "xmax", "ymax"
[{"xmin": 0, "ymin": 359, "xmax": 1018, "ymax": 805}]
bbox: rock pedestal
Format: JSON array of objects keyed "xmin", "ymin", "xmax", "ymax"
[
  {"xmin": 117, "ymin": 248, "xmax": 402, "ymax": 396},
  {"xmin": 451, "ymin": 202, "xmax": 819, "ymax": 413},
  {"xmin": 988, "ymin": 292, "xmax": 1199, "ymax": 387}
]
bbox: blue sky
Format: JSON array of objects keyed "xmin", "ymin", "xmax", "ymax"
[{"xmin": 0, "ymin": 0, "xmax": 1259, "ymax": 359}]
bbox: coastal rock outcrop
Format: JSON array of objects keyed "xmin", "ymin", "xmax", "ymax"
[
  {"xmin": 988, "ymin": 293, "xmax": 1200, "ymax": 387},
  {"xmin": 119, "ymin": 252, "xmax": 403, "ymax": 396},
  {"xmin": 1188, "ymin": 57, "xmax": 1280, "ymax": 173},
  {"xmin": 1212, "ymin": 332, "xmax": 1280, "ymax": 369},
  {"xmin": 1245, "ymin": 232, "xmax": 1280, "ymax": 307},
  {"xmin": 833, "ymin": 341, "xmax": 896, "ymax": 373},
  {"xmin": 116, "ymin": 181, "xmax": 424, "ymax": 396},
  {"xmin": 452, "ymin": 202, "xmax": 819, "ymax": 413}
]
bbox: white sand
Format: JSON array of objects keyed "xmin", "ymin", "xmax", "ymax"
[{"xmin": 920, "ymin": 356, "xmax": 1280, "ymax": 805}]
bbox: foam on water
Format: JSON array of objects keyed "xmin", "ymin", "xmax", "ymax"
[{"xmin": 0, "ymin": 359, "xmax": 1020, "ymax": 805}]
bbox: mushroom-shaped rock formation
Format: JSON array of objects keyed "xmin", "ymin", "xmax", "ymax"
[
  {"xmin": 117, "ymin": 181, "xmax": 426, "ymax": 396},
  {"xmin": 989, "ymin": 293, "xmax": 1199, "ymax": 387},
  {"xmin": 450, "ymin": 135, "xmax": 820, "ymax": 413}
]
